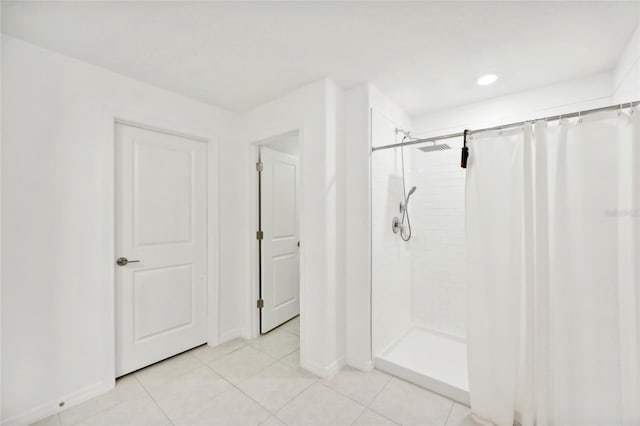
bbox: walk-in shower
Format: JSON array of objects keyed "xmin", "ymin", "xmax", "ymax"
[{"xmin": 371, "ymin": 114, "xmax": 468, "ymax": 404}]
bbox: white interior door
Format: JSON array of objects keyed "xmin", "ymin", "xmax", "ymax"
[
  {"xmin": 115, "ymin": 122, "xmax": 207, "ymax": 376},
  {"xmin": 260, "ymin": 147, "xmax": 300, "ymax": 333}
]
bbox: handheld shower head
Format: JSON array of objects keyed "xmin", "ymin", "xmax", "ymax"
[{"xmin": 403, "ymin": 186, "xmax": 417, "ymax": 210}]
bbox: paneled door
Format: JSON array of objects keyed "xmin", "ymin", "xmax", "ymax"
[
  {"xmin": 259, "ymin": 147, "xmax": 299, "ymax": 333},
  {"xmin": 115, "ymin": 122, "xmax": 207, "ymax": 376}
]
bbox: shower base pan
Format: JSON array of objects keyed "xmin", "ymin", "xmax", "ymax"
[{"xmin": 375, "ymin": 327, "xmax": 469, "ymax": 405}]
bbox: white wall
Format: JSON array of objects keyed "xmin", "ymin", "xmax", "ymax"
[
  {"xmin": 1, "ymin": 36, "xmax": 351, "ymax": 424},
  {"xmin": 1, "ymin": 7, "xmax": 4, "ymax": 425},
  {"xmin": 216, "ymin": 120, "xmax": 248, "ymax": 341},
  {"xmin": 613, "ymin": 25, "xmax": 640, "ymax": 103},
  {"xmin": 344, "ymin": 84, "xmax": 372, "ymax": 370},
  {"xmin": 413, "ymin": 71, "xmax": 614, "ymax": 137},
  {"xmin": 0, "ymin": 36, "xmax": 234, "ymax": 425},
  {"xmin": 239, "ymin": 79, "xmax": 346, "ymax": 377}
]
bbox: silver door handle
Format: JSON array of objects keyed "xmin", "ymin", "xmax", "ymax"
[{"xmin": 116, "ymin": 257, "xmax": 140, "ymax": 266}]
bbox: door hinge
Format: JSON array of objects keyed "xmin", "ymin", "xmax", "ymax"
[
  {"xmin": 256, "ymin": 162, "xmax": 263, "ymax": 172},
  {"xmin": 257, "ymin": 299, "xmax": 264, "ymax": 309},
  {"xmin": 256, "ymin": 230, "xmax": 263, "ymax": 240}
]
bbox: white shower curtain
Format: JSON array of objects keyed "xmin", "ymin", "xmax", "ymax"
[{"xmin": 466, "ymin": 107, "xmax": 640, "ymax": 426}]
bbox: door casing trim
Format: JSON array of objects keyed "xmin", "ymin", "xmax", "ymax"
[{"xmin": 102, "ymin": 105, "xmax": 220, "ymax": 388}]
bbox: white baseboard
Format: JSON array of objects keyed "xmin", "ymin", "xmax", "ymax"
[
  {"xmin": 346, "ymin": 357, "xmax": 374, "ymax": 372},
  {"xmin": 218, "ymin": 328, "xmax": 244, "ymax": 344},
  {"xmin": 325, "ymin": 356, "xmax": 346, "ymax": 377},
  {"xmin": 301, "ymin": 355, "xmax": 346, "ymax": 378},
  {"xmin": 2, "ymin": 381, "xmax": 112, "ymax": 426},
  {"xmin": 9, "ymin": 329, "xmax": 244, "ymax": 425}
]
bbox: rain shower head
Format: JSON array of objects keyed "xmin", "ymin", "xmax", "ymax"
[{"xmin": 418, "ymin": 143, "xmax": 451, "ymax": 152}]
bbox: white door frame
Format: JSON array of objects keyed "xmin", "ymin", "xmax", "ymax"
[
  {"xmin": 248, "ymin": 128, "xmax": 306, "ymax": 340},
  {"xmin": 101, "ymin": 106, "xmax": 220, "ymax": 388}
]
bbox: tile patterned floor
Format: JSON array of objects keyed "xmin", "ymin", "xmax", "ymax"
[{"xmin": 32, "ymin": 317, "xmax": 479, "ymax": 426}]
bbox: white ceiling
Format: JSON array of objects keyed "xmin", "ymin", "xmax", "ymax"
[{"xmin": 2, "ymin": 1, "xmax": 638, "ymax": 115}]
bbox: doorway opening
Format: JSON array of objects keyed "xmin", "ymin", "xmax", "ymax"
[{"xmin": 255, "ymin": 132, "xmax": 301, "ymax": 336}]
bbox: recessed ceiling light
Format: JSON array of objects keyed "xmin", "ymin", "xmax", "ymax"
[{"xmin": 477, "ymin": 74, "xmax": 498, "ymax": 86}]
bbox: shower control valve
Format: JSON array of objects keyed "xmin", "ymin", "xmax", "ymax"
[{"xmin": 392, "ymin": 217, "xmax": 401, "ymax": 234}]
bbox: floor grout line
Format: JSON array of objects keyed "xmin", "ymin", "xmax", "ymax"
[
  {"xmin": 276, "ymin": 346, "xmax": 300, "ymax": 360},
  {"xmin": 195, "ymin": 339, "xmax": 249, "ymax": 364},
  {"xmin": 316, "ymin": 368, "xmax": 392, "ymax": 408},
  {"xmin": 348, "ymin": 405, "xmax": 369, "ymax": 426},
  {"xmin": 269, "ymin": 376, "xmax": 319, "ymax": 419},
  {"xmin": 370, "ymin": 371, "xmax": 394, "ymax": 402},
  {"xmin": 316, "ymin": 379, "xmax": 369, "ymax": 408},
  {"xmin": 202, "ymin": 332, "xmax": 310, "ymax": 426},
  {"xmin": 133, "ymin": 343, "xmax": 299, "ymax": 425},
  {"xmin": 201, "ymin": 343, "xmax": 315, "ymax": 422},
  {"xmin": 200, "ymin": 354, "xmax": 278, "ymax": 418},
  {"xmin": 443, "ymin": 399, "xmax": 455, "ymax": 426},
  {"xmin": 360, "ymin": 407, "xmax": 400, "ymax": 426},
  {"xmin": 356, "ymin": 376, "xmax": 403, "ymax": 425},
  {"xmin": 133, "ymin": 373, "xmax": 175, "ymax": 426},
  {"xmin": 350, "ymin": 408, "xmax": 367, "ymax": 426},
  {"xmin": 40, "ymin": 330, "xmax": 462, "ymax": 426},
  {"xmin": 56, "ymin": 377, "xmax": 152, "ymax": 426},
  {"xmin": 367, "ymin": 376, "xmax": 459, "ymax": 426}
]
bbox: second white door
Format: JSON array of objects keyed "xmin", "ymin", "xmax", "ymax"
[
  {"xmin": 115, "ymin": 122, "xmax": 208, "ymax": 376},
  {"xmin": 260, "ymin": 147, "xmax": 300, "ymax": 333}
]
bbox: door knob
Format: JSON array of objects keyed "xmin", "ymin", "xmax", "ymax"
[{"xmin": 116, "ymin": 257, "xmax": 140, "ymax": 266}]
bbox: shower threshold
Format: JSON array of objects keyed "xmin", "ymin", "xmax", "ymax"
[{"xmin": 375, "ymin": 326, "xmax": 469, "ymax": 405}]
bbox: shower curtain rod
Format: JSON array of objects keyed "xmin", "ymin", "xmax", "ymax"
[{"xmin": 371, "ymin": 100, "xmax": 639, "ymax": 154}]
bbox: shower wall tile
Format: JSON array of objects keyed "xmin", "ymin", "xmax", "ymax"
[
  {"xmin": 371, "ymin": 115, "xmax": 413, "ymax": 354},
  {"xmin": 409, "ymin": 139, "xmax": 467, "ymax": 339}
]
